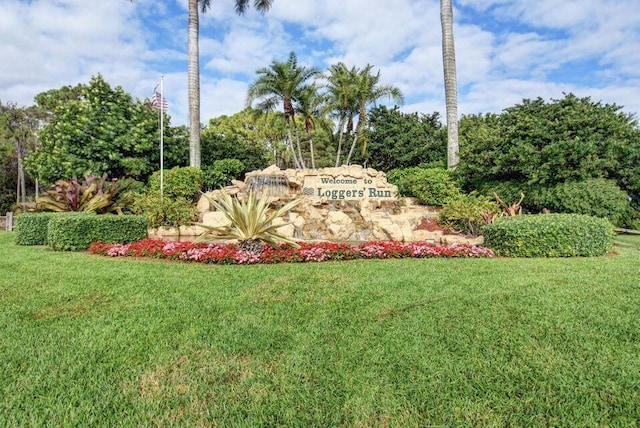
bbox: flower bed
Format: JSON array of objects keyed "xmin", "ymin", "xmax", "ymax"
[{"xmin": 88, "ymin": 239, "xmax": 494, "ymax": 264}]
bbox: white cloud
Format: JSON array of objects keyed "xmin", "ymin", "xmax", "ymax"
[{"xmin": 1, "ymin": 0, "xmax": 639, "ymax": 128}]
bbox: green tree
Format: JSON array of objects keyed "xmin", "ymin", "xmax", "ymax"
[
  {"xmin": 324, "ymin": 63, "xmax": 359, "ymax": 167},
  {"xmin": 247, "ymin": 52, "xmax": 321, "ymax": 169},
  {"xmin": 343, "ymin": 65, "xmax": 404, "ymax": 165},
  {"xmin": 458, "ymin": 94, "xmax": 640, "ymax": 206},
  {"xmin": 128, "ymin": 0, "xmax": 274, "ymax": 168},
  {"xmin": 24, "ymin": 75, "xmax": 188, "ymax": 185},
  {"xmin": 363, "ymin": 105, "xmax": 446, "ymax": 171},
  {"xmin": 0, "ymin": 101, "xmax": 43, "ymax": 209},
  {"xmin": 441, "ymin": 0, "xmax": 459, "ymax": 169}
]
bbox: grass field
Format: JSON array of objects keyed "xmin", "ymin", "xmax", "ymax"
[{"xmin": 1, "ymin": 231, "xmax": 639, "ymax": 427}]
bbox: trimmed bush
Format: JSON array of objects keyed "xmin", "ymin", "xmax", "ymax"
[
  {"xmin": 149, "ymin": 166, "xmax": 204, "ymax": 203},
  {"xmin": 529, "ymin": 178, "xmax": 633, "ymax": 226},
  {"xmin": 47, "ymin": 214, "xmax": 148, "ymax": 251},
  {"xmin": 387, "ymin": 167, "xmax": 462, "ymax": 206},
  {"xmin": 15, "ymin": 213, "xmax": 58, "ymax": 245},
  {"xmin": 483, "ymin": 214, "xmax": 614, "ymax": 257}
]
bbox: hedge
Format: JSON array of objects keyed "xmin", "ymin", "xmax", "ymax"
[
  {"xmin": 14, "ymin": 212, "xmax": 95, "ymax": 246},
  {"xmin": 482, "ymin": 214, "xmax": 614, "ymax": 257},
  {"xmin": 47, "ymin": 215, "xmax": 148, "ymax": 251}
]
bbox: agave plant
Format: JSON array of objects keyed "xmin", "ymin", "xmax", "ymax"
[
  {"xmin": 35, "ymin": 174, "xmax": 123, "ymax": 213},
  {"xmin": 196, "ymin": 190, "xmax": 302, "ymax": 253}
]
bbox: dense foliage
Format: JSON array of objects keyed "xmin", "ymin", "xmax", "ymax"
[
  {"xmin": 89, "ymin": 239, "xmax": 494, "ymax": 264},
  {"xmin": 47, "ymin": 214, "xmax": 148, "ymax": 251},
  {"xmin": 14, "ymin": 212, "xmax": 59, "ymax": 245},
  {"xmin": 387, "ymin": 167, "xmax": 461, "ymax": 206},
  {"xmin": 363, "ymin": 106, "xmax": 446, "ymax": 170},
  {"xmin": 528, "ymin": 178, "xmax": 633, "ymax": 226},
  {"xmin": 203, "ymin": 159, "xmax": 246, "ymax": 190},
  {"xmin": 130, "ymin": 192, "xmax": 198, "ymax": 229},
  {"xmin": 148, "ymin": 166, "xmax": 204, "ymax": 203},
  {"xmin": 483, "ymin": 214, "xmax": 614, "ymax": 257},
  {"xmin": 458, "ymin": 94, "xmax": 640, "ymax": 206},
  {"xmin": 24, "ymin": 75, "xmax": 188, "ymax": 185}
]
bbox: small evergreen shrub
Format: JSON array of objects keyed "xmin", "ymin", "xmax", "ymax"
[
  {"xmin": 203, "ymin": 158, "xmax": 245, "ymax": 190},
  {"xmin": 529, "ymin": 178, "xmax": 632, "ymax": 226},
  {"xmin": 47, "ymin": 214, "xmax": 148, "ymax": 251},
  {"xmin": 149, "ymin": 166, "xmax": 204, "ymax": 203},
  {"xmin": 438, "ymin": 193, "xmax": 499, "ymax": 236},
  {"xmin": 131, "ymin": 192, "xmax": 198, "ymax": 229},
  {"xmin": 483, "ymin": 214, "xmax": 614, "ymax": 257},
  {"xmin": 387, "ymin": 167, "xmax": 462, "ymax": 206},
  {"xmin": 15, "ymin": 213, "xmax": 58, "ymax": 245}
]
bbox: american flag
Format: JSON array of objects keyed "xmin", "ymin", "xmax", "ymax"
[{"xmin": 151, "ymin": 91, "xmax": 169, "ymax": 111}]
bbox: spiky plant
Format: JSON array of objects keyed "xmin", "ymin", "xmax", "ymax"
[
  {"xmin": 196, "ymin": 190, "xmax": 301, "ymax": 253},
  {"xmin": 34, "ymin": 174, "xmax": 123, "ymax": 213}
]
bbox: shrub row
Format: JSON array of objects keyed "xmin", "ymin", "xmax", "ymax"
[
  {"xmin": 15, "ymin": 212, "xmax": 94, "ymax": 245},
  {"xmin": 482, "ymin": 214, "xmax": 614, "ymax": 257},
  {"xmin": 15, "ymin": 213, "xmax": 148, "ymax": 251}
]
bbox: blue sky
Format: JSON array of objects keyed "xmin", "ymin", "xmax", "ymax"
[{"xmin": 1, "ymin": 0, "xmax": 639, "ymax": 126}]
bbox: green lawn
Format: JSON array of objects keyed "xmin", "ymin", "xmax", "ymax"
[
  {"xmin": 1, "ymin": 231, "xmax": 639, "ymax": 427},
  {"xmin": 615, "ymin": 233, "xmax": 640, "ymax": 249}
]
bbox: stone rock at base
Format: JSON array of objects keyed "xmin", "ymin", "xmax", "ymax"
[
  {"xmin": 272, "ymin": 217, "xmax": 296, "ymax": 238},
  {"xmin": 202, "ymin": 211, "xmax": 232, "ymax": 229}
]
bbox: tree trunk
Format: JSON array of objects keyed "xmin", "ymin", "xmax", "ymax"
[
  {"xmin": 345, "ymin": 130, "xmax": 358, "ymax": 165},
  {"xmin": 188, "ymin": 0, "xmax": 201, "ymax": 168},
  {"xmin": 441, "ymin": 0, "xmax": 459, "ymax": 169},
  {"xmin": 334, "ymin": 115, "xmax": 346, "ymax": 167},
  {"xmin": 294, "ymin": 123, "xmax": 306, "ymax": 169},
  {"xmin": 16, "ymin": 140, "xmax": 26, "ymax": 206},
  {"xmin": 285, "ymin": 121, "xmax": 301, "ymax": 169}
]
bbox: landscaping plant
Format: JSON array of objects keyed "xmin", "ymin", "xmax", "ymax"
[
  {"xmin": 34, "ymin": 174, "xmax": 123, "ymax": 213},
  {"xmin": 197, "ymin": 190, "xmax": 302, "ymax": 253}
]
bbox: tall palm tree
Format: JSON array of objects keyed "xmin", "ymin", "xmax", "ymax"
[
  {"xmin": 441, "ymin": 0, "xmax": 459, "ymax": 169},
  {"xmin": 246, "ymin": 52, "xmax": 320, "ymax": 169},
  {"xmin": 295, "ymin": 83, "xmax": 328, "ymax": 169},
  {"xmin": 324, "ymin": 63, "xmax": 359, "ymax": 167},
  {"xmin": 188, "ymin": 0, "xmax": 274, "ymax": 168},
  {"xmin": 344, "ymin": 65, "xmax": 404, "ymax": 165}
]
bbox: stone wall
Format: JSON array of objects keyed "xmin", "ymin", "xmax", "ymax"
[{"xmin": 194, "ymin": 165, "xmax": 483, "ymax": 245}]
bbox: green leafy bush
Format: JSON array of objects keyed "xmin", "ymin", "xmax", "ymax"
[
  {"xmin": 387, "ymin": 167, "xmax": 461, "ymax": 206},
  {"xmin": 47, "ymin": 214, "xmax": 147, "ymax": 251},
  {"xmin": 203, "ymin": 158, "xmax": 245, "ymax": 190},
  {"xmin": 131, "ymin": 191, "xmax": 198, "ymax": 229},
  {"xmin": 483, "ymin": 214, "xmax": 614, "ymax": 257},
  {"xmin": 438, "ymin": 193, "xmax": 499, "ymax": 236},
  {"xmin": 529, "ymin": 178, "xmax": 632, "ymax": 226},
  {"xmin": 149, "ymin": 166, "xmax": 204, "ymax": 203},
  {"xmin": 15, "ymin": 213, "xmax": 58, "ymax": 245}
]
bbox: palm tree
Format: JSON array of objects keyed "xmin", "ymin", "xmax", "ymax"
[
  {"xmin": 344, "ymin": 65, "xmax": 404, "ymax": 165},
  {"xmin": 324, "ymin": 63, "xmax": 359, "ymax": 167},
  {"xmin": 441, "ymin": 0, "xmax": 459, "ymax": 169},
  {"xmin": 294, "ymin": 83, "xmax": 327, "ymax": 169},
  {"xmin": 188, "ymin": 0, "xmax": 274, "ymax": 168},
  {"xmin": 246, "ymin": 52, "xmax": 320, "ymax": 169},
  {"xmin": 129, "ymin": 0, "xmax": 274, "ymax": 168}
]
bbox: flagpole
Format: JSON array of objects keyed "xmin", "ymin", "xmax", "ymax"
[{"xmin": 160, "ymin": 75, "xmax": 164, "ymax": 198}]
